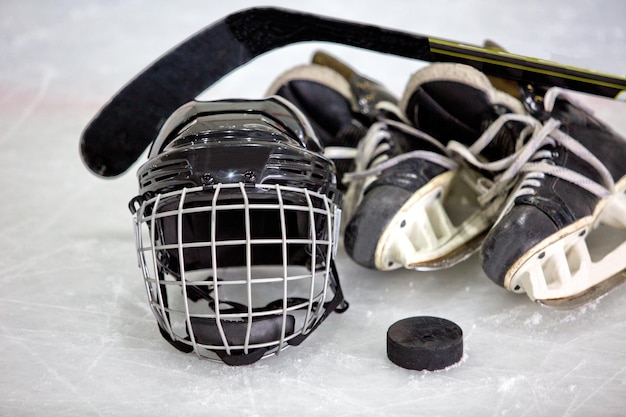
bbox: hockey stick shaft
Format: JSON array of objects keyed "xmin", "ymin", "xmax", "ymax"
[
  {"xmin": 230, "ymin": 9, "xmax": 626, "ymax": 97},
  {"xmin": 81, "ymin": 7, "xmax": 626, "ymax": 177}
]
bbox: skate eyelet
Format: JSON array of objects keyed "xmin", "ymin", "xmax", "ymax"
[
  {"xmin": 538, "ymin": 252, "xmax": 546, "ymax": 259},
  {"xmin": 400, "ymin": 220, "xmax": 406, "ymax": 228},
  {"xmin": 578, "ymin": 230, "xmax": 586, "ymax": 237}
]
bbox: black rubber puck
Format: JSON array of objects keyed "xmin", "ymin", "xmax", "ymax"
[{"xmin": 387, "ymin": 316, "xmax": 463, "ymax": 371}]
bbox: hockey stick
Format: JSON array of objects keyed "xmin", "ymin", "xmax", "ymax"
[{"xmin": 80, "ymin": 7, "xmax": 626, "ymax": 178}]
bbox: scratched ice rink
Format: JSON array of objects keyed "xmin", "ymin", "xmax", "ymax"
[{"xmin": 1, "ymin": 1, "xmax": 625, "ymax": 416}]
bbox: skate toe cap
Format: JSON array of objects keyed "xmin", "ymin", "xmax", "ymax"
[
  {"xmin": 480, "ymin": 205, "xmax": 559, "ymax": 287},
  {"xmin": 344, "ymin": 185, "xmax": 413, "ymax": 269}
]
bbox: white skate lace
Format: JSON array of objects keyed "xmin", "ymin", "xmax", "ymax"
[
  {"xmin": 447, "ymin": 112, "xmax": 616, "ymax": 218},
  {"xmin": 341, "ymin": 118, "xmax": 458, "ymax": 184},
  {"xmin": 330, "ymin": 117, "xmax": 458, "ymax": 221}
]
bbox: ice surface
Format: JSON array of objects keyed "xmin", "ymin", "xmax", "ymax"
[{"xmin": 1, "ymin": 1, "xmax": 625, "ymax": 416}]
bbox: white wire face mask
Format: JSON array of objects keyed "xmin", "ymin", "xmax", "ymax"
[{"xmin": 129, "ymin": 97, "xmax": 347, "ymax": 365}]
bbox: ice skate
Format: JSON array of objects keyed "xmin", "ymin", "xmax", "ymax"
[
  {"xmin": 479, "ymin": 88, "xmax": 626, "ymax": 307},
  {"xmin": 266, "ymin": 50, "xmax": 397, "ymax": 191},
  {"xmin": 377, "ymin": 62, "xmax": 529, "ymax": 270},
  {"xmin": 268, "ymin": 52, "xmax": 460, "ymax": 270},
  {"xmin": 341, "ymin": 113, "xmax": 461, "ymax": 270}
]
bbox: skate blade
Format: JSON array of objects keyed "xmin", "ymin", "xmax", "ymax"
[
  {"xmin": 536, "ymin": 268, "xmax": 626, "ymax": 309},
  {"xmin": 507, "ymin": 178, "xmax": 626, "ymax": 307},
  {"xmin": 408, "ymin": 230, "xmax": 486, "ymax": 271},
  {"xmin": 375, "ymin": 171, "xmax": 491, "ymax": 270}
]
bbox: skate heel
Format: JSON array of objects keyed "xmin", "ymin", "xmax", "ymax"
[{"xmin": 508, "ymin": 182, "xmax": 626, "ymax": 308}]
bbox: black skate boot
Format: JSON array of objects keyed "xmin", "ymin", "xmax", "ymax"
[
  {"xmin": 266, "ymin": 51, "xmax": 396, "ymax": 191},
  {"xmin": 341, "ymin": 106, "xmax": 458, "ymax": 270},
  {"xmin": 395, "ymin": 62, "xmax": 529, "ymax": 270},
  {"xmin": 480, "ymin": 87, "xmax": 626, "ymax": 307},
  {"xmin": 268, "ymin": 51, "xmax": 458, "ymax": 271}
]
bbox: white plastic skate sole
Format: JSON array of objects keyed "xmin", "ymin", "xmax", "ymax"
[
  {"xmin": 505, "ymin": 176, "xmax": 626, "ymax": 308},
  {"xmin": 374, "ymin": 170, "xmax": 492, "ymax": 271}
]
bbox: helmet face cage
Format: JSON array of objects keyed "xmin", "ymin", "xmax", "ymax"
[{"xmin": 130, "ymin": 98, "xmax": 346, "ymax": 365}]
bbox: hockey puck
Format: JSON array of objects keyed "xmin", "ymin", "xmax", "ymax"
[{"xmin": 387, "ymin": 316, "xmax": 463, "ymax": 371}]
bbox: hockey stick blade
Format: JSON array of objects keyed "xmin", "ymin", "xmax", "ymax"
[{"xmin": 80, "ymin": 7, "xmax": 626, "ymax": 177}]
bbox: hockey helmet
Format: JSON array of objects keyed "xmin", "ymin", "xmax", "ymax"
[{"xmin": 129, "ymin": 96, "xmax": 347, "ymax": 365}]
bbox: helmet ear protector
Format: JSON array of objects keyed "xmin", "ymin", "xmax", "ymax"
[{"xmin": 129, "ymin": 97, "xmax": 348, "ymax": 365}]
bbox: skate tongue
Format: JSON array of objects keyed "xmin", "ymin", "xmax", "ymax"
[
  {"xmin": 312, "ymin": 51, "xmax": 354, "ymax": 81},
  {"xmin": 536, "ymin": 269, "xmax": 626, "ymax": 309},
  {"xmin": 479, "ymin": 114, "xmax": 526, "ymax": 161},
  {"xmin": 313, "ymin": 50, "xmax": 400, "ymax": 118},
  {"xmin": 482, "ymin": 40, "xmax": 524, "ymax": 100}
]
